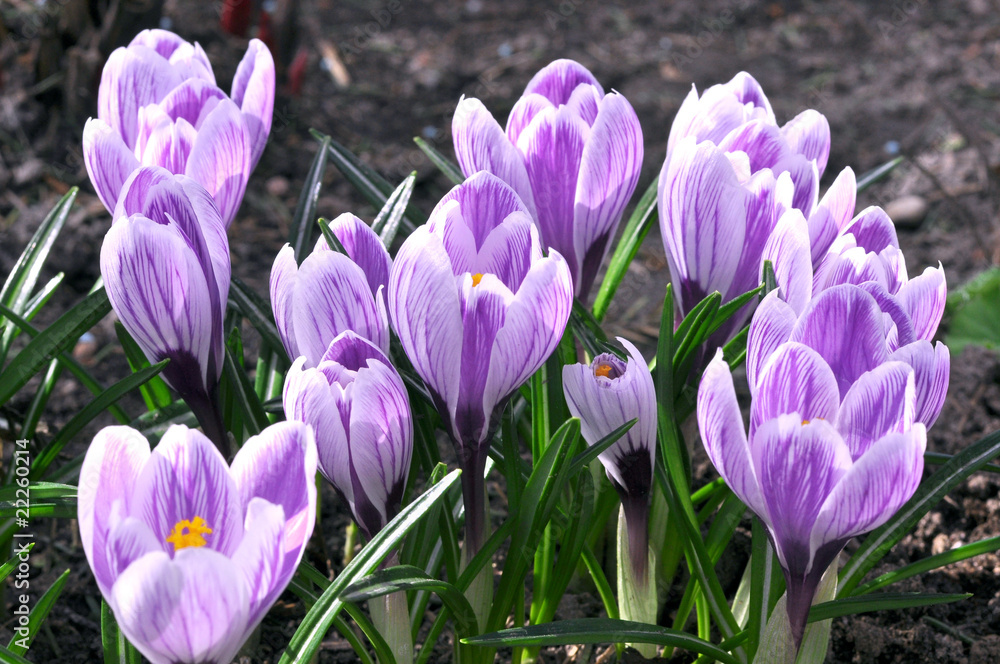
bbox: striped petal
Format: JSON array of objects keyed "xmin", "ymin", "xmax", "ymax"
[
  {"xmin": 231, "ymin": 39, "xmax": 275, "ymax": 168},
  {"xmin": 781, "ymin": 109, "xmax": 831, "ymax": 177},
  {"xmin": 83, "ymin": 118, "xmax": 140, "ymax": 213},
  {"xmin": 808, "ymin": 166, "xmax": 857, "ymax": 262},
  {"xmin": 98, "ymin": 44, "xmax": 184, "ymax": 150},
  {"xmin": 751, "ymin": 342, "xmax": 840, "ymax": 436},
  {"xmin": 747, "ymin": 291, "xmax": 797, "ymax": 395},
  {"xmin": 898, "ymin": 264, "xmax": 947, "ymax": 341},
  {"xmin": 835, "ymin": 361, "xmax": 916, "ymax": 459},
  {"xmin": 185, "ymin": 98, "xmax": 252, "ymax": 227},
  {"xmin": 522, "ymin": 58, "xmax": 603, "ymax": 105},
  {"xmin": 890, "ymin": 341, "xmax": 950, "ymax": 427}
]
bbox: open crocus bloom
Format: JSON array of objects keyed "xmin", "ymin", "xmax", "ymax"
[
  {"xmin": 563, "ymin": 337, "xmax": 656, "ymax": 578},
  {"xmin": 78, "ymin": 422, "xmax": 317, "ymax": 664},
  {"xmin": 698, "ymin": 344, "xmax": 926, "ymax": 646},
  {"xmin": 270, "ymin": 214, "xmax": 392, "ymax": 367},
  {"xmin": 389, "ymin": 171, "xmax": 573, "ymax": 550},
  {"xmin": 452, "ymin": 59, "xmax": 643, "ymax": 298},
  {"xmin": 283, "ymin": 331, "xmax": 412, "ymax": 540},
  {"xmin": 83, "ymin": 29, "xmax": 274, "ymax": 226}
]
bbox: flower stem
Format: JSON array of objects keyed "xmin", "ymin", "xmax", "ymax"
[
  {"xmin": 616, "ymin": 504, "xmax": 657, "ymax": 659},
  {"xmin": 186, "ymin": 385, "xmax": 229, "ymax": 458},
  {"xmin": 369, "ymin": 551, "xmax": 413, "ymax": 664}
]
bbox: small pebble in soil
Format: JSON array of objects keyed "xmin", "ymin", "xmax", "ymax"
[{"xmin": 886, "ymin": 194, "xmax": 929, "ymax": 228}]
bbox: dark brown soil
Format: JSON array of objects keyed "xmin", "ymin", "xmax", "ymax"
[{"xmin": 3, "ymin": 0, "xmax": 1000, "ymax": 662}]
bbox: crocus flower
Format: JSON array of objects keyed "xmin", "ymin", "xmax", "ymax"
[
  {"xmin": 388, "ymin": 171, "xmax": 573, "ymax": 555},
  {"xmin": 283, "ymin": 330, "xmax": 412, "ymax": 540},
  {"xmin": 563, "ymin": 337, "xmax": 656, "ymax": 579},
  {"xmin": 78, "ymin": 421, "xmax": 318, "ymax": 664},
  {"xmin": 270, "ymin": 213, "xmax": 391, "ymax": 367},
  {"xmin": 666, "ymin": 71, "xmax": 830, "ymax": 216},
  {"xmin": 658, "ymin": 136, "xmax": 813, "ymax": 352},
  {"xmin": 698, "ymin": 343, "xmax": 926, "ymax": 647},
  {"xmin": 452, "ymin": 59, "xmax": 643, "ymax": 299},
  {"xmin": 83, "ymin": 29, "xmax": 274, "ymax": 226},
  {"xmin": 101, "ymin": 166, "xmax": 230, "ymax": 450}
]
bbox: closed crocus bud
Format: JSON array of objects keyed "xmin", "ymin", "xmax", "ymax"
[
  {"xmin": 666, "ymin": 71, "xmax": 830, "ymax": 217},
  {"xmin": 389, "ymin": 171, "xmax": 573, "ymax": 556},
  {"xmin": 83, "ymin": 29, "xmax": 274, "ymax": 226},
  {"xmin": 698, "ymin": 345, "xmax": 925, "ymax": 649},
  {"xmin": 78, "ymin": 421, "xmax": 317, "ymax": 664},
  {"xmin": 452, "ymin": 59, "xmax": 643, "ymax": 299},
  {"xmin": 283, "ymin": 331, "xmax": 412, "ymax": 540},
  {"xmin": 101, "ymin": 166, "xmax": 230, "ymax": 451},
  {"xmin": 658, "ymin": 136, "xmax": 813, "ymax": 355},
  {"xmin": 563, "ymin": 337, "xmax": 656, "ymax": 579},
  {"xmin": 270, "ymin": 214, "xmax": 391, "ymax": 367}
]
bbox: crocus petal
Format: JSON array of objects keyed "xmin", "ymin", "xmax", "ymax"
[
  {"xmin": 232, "ymin": 498, "xmax": 286, "ymax": 625},
  {"xmin": 897, "ymin": 264, "xmax": 947, "ymax": 341},
  {"xmin": 522, "ymin": 58, "xmax": 603, "ymax": 105},
  {"xmin": 452, "ymin": 97, "xmax": 537, "ymax": 218},
  {"xmin": 485, "ymin": 253, "xmax": 573, "ymax": 427},
  {"xmin": 230, "ymin": 39, "xmax": 275, "ymax": 168},
  {"xmin": 718, "ymin": 120, "xmax": 787, "ymax": 174},
  {"xmin": 78, "ymin": 426, "xmax": 151, "ymax": 595},
  {"xmin": 129, "ymin": 29, "xmax": 188, "ymax": 59},
  {"xmin": 811, "ymin": 426, "xmax": 926, "ymax": 548},
  {"xmin": 775, "ymin": 153, "xmax": 819, "ymax": 217},
  {"xmin": 781, "ymin": 109, "xmax": 831, "ymax": 177},
  {"xmin": 474, "ymin": 213, "xmax": 537, "ymax": 290},
  {"xmin": 185, "ymin": 98, "xmax": 252, "ymax": 227},
  {"xmin": 133, "ymin": 425, "xmax": 243, "ymax": 557},
  {"xmin": 573, "ymin": 92, "xmax": 643, "ymax": 296},
  {"xmin": 761, "ymin": 208, "xmax": 813, "ymax": 315},
  {"xmin": 835, "ymin": 361, "xmax": 916, "ymax": 459},
  {"xmin": 431, "ymin": 171, "xmax": 532, "ymax": 249},
  {"xmin": 269, "ymin": 245, "xmax": 299, "ymax": 360},
  {"xmin": 505, "ymin": 93, "xmax": 552, "ymax": 146},
  {"xmin": 98, "ymin": 44, "xmax": 184, "ymax": 149},
  {"xmin": 157, "ymin": 78, "xmax": 228, "ymax": 128},
  {"xmin": 890, "ymin": 341, "xmax": 950, "ymax": 427},
  {"xmin": 389, "ymin": 227, "xmax": 464, "ymax": 424},
  {"xmin": 791, "ymin": 285, "xmax": 889, "ymax": 396},
  {"xmin": 83, "ymin": 118, "xmax": 141, "ymax": 213},
  {"xmin": 808, "ymin": 166, "xmax": 857, "ymax": 262},
  {"xmin": 751, "ymin": 342, "xmax": 840, "ymax": 435},
  {"xmin": 697, "ymin": 350, "xmax": 765, "ymax": 516},
  {"xmin": 106, "ymin": 517, "xmax": 162, "ymax": 582},
  {"xmin": 666, "ymin": 72, "xmax": 774, "ymax": 156},
  {"xmin": 754, "ymin": 415, "xmax": 852, "ymax": 575},
  {"xmin": 844, "ymin": 206, "xmax": 899, "ymax": 253},
  {"xmin": 319, "ymin": 213, "xmax": 393, "ymax": 299},
  {"xmin": 747, "ymin": 291, "xmax": 798, "ymax": 395},
  {"xmin": 111, "ymin": 549, "xmax": 249, "ymax": 664}
]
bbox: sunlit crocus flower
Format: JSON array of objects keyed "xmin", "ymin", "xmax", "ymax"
[
  {"xmin": 83, "ymin": 29, "xmax": 274, "ymax": 226},
  {"xmin": 666, "ymin": 71, "xmax": 830, "ymax": 216},
  {"xmin": 452, "ymin": 59, "xmax": 643, "ymax": 299},
  {"xmin": 658, "ymin": 136, "xmax": 813, "ymax": 353},
  {"xmin": 563, "ymin": 337, "xmax": 656, "ymax": 579},
  {"xmin": 698, "ymin": 343, "xmax": 925, "ymax": 648},
  {"xmin": 270, "ymin": 214, "xmax": 391, "ymax": 367},
  {"xmin": 283, "ymin": 330, "xmax": 412, "ymax": 540},
  {"xmin": 388, "ymin": 171, "xmax": 573, "ymax": 557},
  {"xmin": 101, "ymin": 166, "xmax": 230, "ymax": 450},
  {"xmin": 78, "ymin": 422, "xmax": 317, "ymax": 664}
]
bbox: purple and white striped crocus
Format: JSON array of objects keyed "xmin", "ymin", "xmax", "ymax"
[
  {"xmin": 388, "ymin": 171, "xmax": 573, "ymax": 554},
  {"xmin": 83, "ymin": 29, "xmax": 274, "ymax": 226},
  {"xmin": 452, "ymin": 59, "xmax": 643, "ymax": 299},
  {"xmin": 563, "ymin": 337, "xmax": 656, "ymax": 580},
  {"xmin": 283, "ymin": 331, "xmax": 412, "ymax": 540},
  {"xmin": 101, "ymin": 166, "xmax": 230, "ymax": 451},
  {"xmin": 666, "ymin": 71, "xmax": 830, "ymax": 216},
  {"xmin": 270, "ymin": 213, "xmax": 392, "ymax": 367},
  {"xmin": 698, "ymin": 342, "xmax": 926, "ymax": 648},
  {"xmin": 659, "ymin": 136, "xmax": 814, "ymax": 352},
  {"xmin": 78, "ymin": 421, "xmax": 317, "ymax": 664}
]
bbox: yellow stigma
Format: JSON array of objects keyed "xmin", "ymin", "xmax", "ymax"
[
  {"xmin": 471, "ymin": 273, "xmax": 484, "ymax": 287},
  {"xmin": 595, "ymin": 363, "xmax": 614, "ymax": 378},
  {"xmin": 802, "ymin": 419, "xmax": 810, "ymax": 426},
  {"xmin": 166, "ymin": 516, "xmax": 212, "ymax": 551}
]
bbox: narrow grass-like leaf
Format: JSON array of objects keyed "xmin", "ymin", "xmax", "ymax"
[
  {"xmin": 413, "ymin": 136, "xmax": 465, "ymax": 184},
  {"xmin": 278, "ymin": 469, "xmax": 461, "ymax": 664},
  {"xmin": 29, "ymin": 361, "xmax": 167, "ymax": 480},
  {"xmin": 0, "ymin": 288, "xmax": 112, "ymax": 405},
  {"xmin": 0, "ymin": 483, "xmax": 77, "ymax": 519},
  {"xmin": 229, "ymin": 277, "xmax": 288, "ymax": 361},
  {"xmin": 855, "ymin": 156, "xmax": 904, "ymax": 193},
  {"xmin": 838, "ymin": 429, "xmax": 1000, "ymax": 596},
  {"xmin": 592, "ymin": 178, "xmax": 658, "ymax": 322},
  {"xmin": 0, "ymin": 544, "xmax": 33, "ymax": 583},
  {"xmin": 809, "ymin": 593, "xmax": 970, "ymax": 622},
  {"xmin": 373, "ymin": 172, "xmax": 416, "ymax": 248},
  {"xmin": 580, "ymin": 544, "xmax": 618, "ymax": 620},
  {"xmin": 462, "ymin": 619, "xmax": 740, "ymax": 664},
  {"xmin": 7, "ymin": 568, "xmax": 69, "ymax": 655},
  {"xmin": 289, "ymin": 135, "xmax": 331, "ymax": 262},
  {"xmin": 0, "ymin": 645, "xmax": 33, "ymax": 664},
  {"xmin": 115, "ymin": 322, "xmax": 172, "ymax": 411},
  {"xmin": 565, "ymin": 419, "xmax": 635, "ymax": 478},
  {"xmin": 854, "ymin": 536, "xmax": 1000, "ymax": 596},
  {"xmin": 101, "ymin": 599, "xmax": 142, "ymax": 664},
  {"xmin": 341, "ymin": 601, "xmax": 396, "ymax": 664},
  {"xmin": 342, "ymin": 565, "xmax": 478, "ymax": 636},
  {"xmin": 223, "ymin": 342, "xmax": 268, "ymax": 437}
]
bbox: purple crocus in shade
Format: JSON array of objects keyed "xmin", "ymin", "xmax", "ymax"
[
  {"xmin": 101, "ymin": 166, "xmax": 230, "ymax": 452},
  {"xmin": 77, "ymin": 421, "xmax": 317, "ymax": 664},
  {"xmin": 452, "ymin": 59, "xmax": 643, "ymax": 299},
  {"xmin": 666, "ymin": 71, "xmax": 830, "ymax": 216},
  {"xmin": 283, "ymin": 330, "xmax": 412, "ymax": 540},
  {"xmin": 658, "ymin": 136, "xmax": 813, "ymax": 353},
  {"xmin": 83, "ymin": 29, "xmax": 274, "ymax": 226},
  {"xmin": 698, "ymin": 343, "xmax": 926, "ymax": 648},
  {"xmin": 563, "ymin": 337, "xmax": 656, "ymax": 580},
  {"xmin": 388, "ymin": 171, "xmax": 573, "ymax": 559},
  {"xmin": 270, "ymin": 213, "xmax": 391, "ymax": 367}
]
